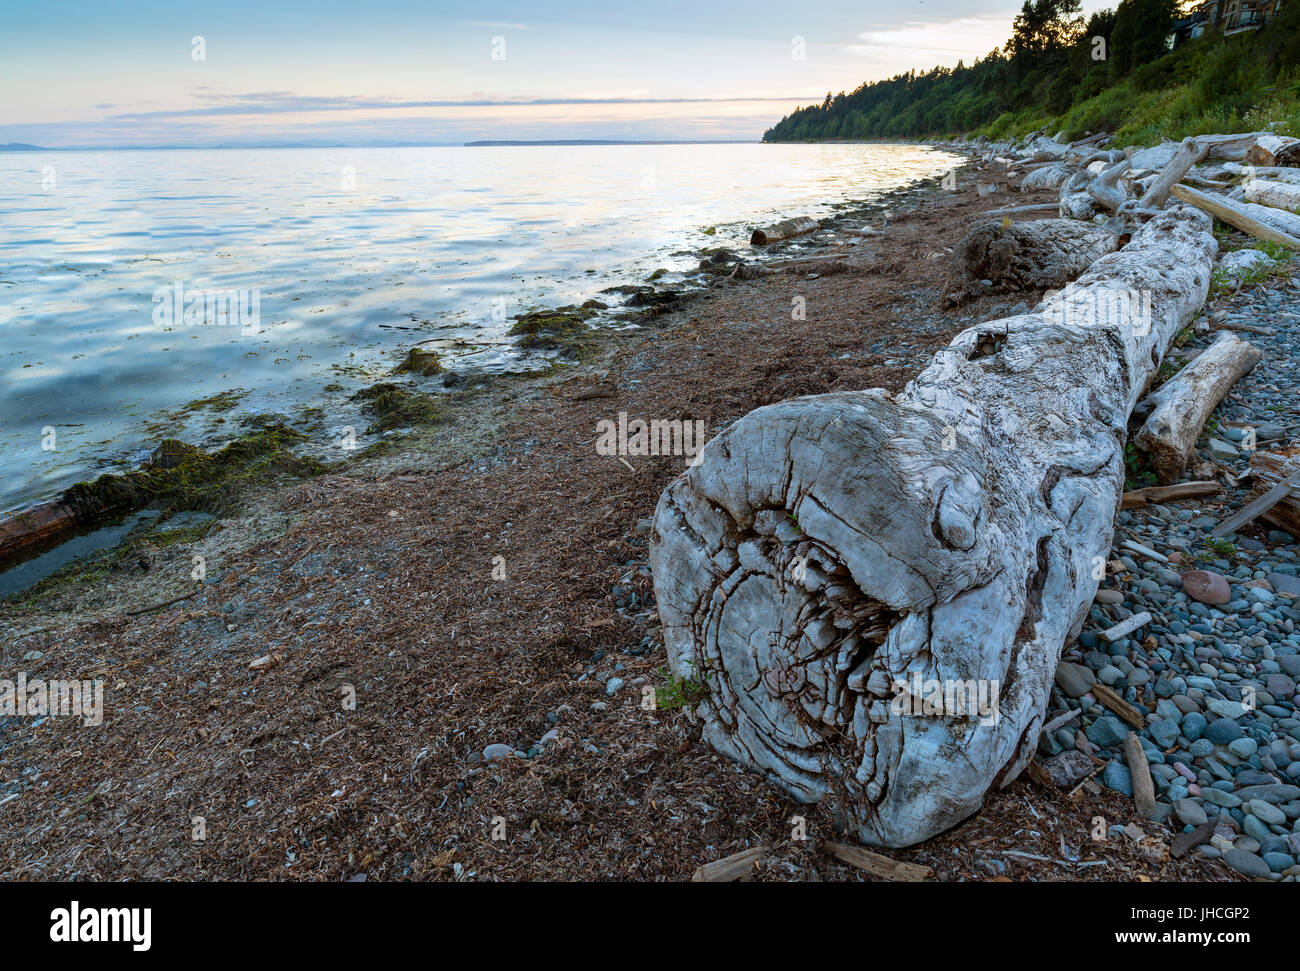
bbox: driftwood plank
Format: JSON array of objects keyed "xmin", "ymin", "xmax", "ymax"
[
  {"xmin": 983, "ymin": 202, "xmax": 1060, "ymax": 217},
  {"xmin": 1099, "ymin": 611, "xmax": 1152, "ymax": 643},
  {"xmin": 823, "ymin": 841, "xmax": 932, "ymax": 881},
  {"xmin": 1120, "ymin": 481, "xmax": 1220, "ymax": 509},
  {"xmin": 1171, "ymin": 821, "xmax": 1215, "ymax": 859},
  {"xmin": 1123, "ymin": 732, "xmax": 1156, "ymax": 819},
  {"xmin": 1210, "ymin": 471, "xmax": 1300, "ymax": 538},
  {"xmin": 1091, "ymin": 683, "xmax": 1146, "ymax": 729},
  {"xmin": 690, "ymin": 845, "xmax": 768, "ymax": 882}
]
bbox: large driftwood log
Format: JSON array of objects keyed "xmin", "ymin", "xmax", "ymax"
[
  {"xmin": 1133, "ymin": 332, "xmax": 1262, "ymax": 484},
  {"xmin": 1242, "ymin": 178, "xmax": 1300, "ymax": 213},
  {"xmin": 751, "ymin": 217, "xmax": 819, "ymax": 245},
  {"xmin": 1246, "ymin": 134, "xmax": 1300, "ymax": 168},
  {"xmin": 1137, "ymin": 137, "xmax": 1209, "ymax": 210},
  {"xmin": 1193, "ymin": 132, "xmax": 1269, "ymax": 162},
  {"xmin": 1129, "ymin": 141, "xmax": 1180, "ymax": 174},
  {"xmin": 1022, "ymin": 163, "xmax": 1072, "ymax": 191},
  {"xmin": 1020, "ymin": 136, "xmax": 1068, "ymax": 161},
  {"xmin": 942, "ymin": 218, "xmax": 1119, "ymax": 305},
  {"xmin": 1170, "ymin": 184, "xmax": 1300, "ymax": 248},
  {"xmin": 649, "ymin": 206, "xmax": 1216, "ymax": 847}
]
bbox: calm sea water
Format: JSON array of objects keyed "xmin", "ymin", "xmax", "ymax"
[{"xmin": 0, "ymin": 143, "xmax": 960, "ymax": 514}]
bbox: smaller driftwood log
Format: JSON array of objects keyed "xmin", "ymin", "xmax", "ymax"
[
  {"xmin": 1134, "ymin": 331, "xmax": 1262, "ymax": 484},
  {"xmin": 751, "ymin": 217, "xmax": 819, "ymax": 245}
]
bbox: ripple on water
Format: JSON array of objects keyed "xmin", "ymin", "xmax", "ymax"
[{"xmin": 0, "ymin": 142, "xmax": 961, "ymax": 513}]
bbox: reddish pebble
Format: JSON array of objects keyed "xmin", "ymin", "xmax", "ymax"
[{"xmin": 1182, "ymin": 569, "xmax": 1231, "ymax": 605}]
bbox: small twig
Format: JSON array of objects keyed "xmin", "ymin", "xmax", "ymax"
[
  {"xmin": 1041, "ymin": 708, "xmax": 1081, "ymax": 736},
  {"xmin": 126, "ymin": 589, "xmax": 197, "ymax": 616}
]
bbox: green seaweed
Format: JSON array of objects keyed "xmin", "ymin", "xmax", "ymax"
[
  {"xmin": 351, "ymin": 382, "xmax": 445, "ymax": 434},
  {"xmin": 507, "ymin": 304, "xmax": 602, "ymax": 358},
  {"xmin": 395, "ymin": 346, "xmax": 445, "ymax": 376},
  {"xmin": 61, "ymin": 424, "xmax": 323, "ymax": 520}
]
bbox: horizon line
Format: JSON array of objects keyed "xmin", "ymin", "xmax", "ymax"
[{"xmin": 0, "ymin": 138, "xmax": 764, "ymax": 153}]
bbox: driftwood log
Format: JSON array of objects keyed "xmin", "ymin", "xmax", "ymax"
[
  {"xmin": 1193, "ymin": 132, "xmax": 1269, "ymax": 162},
  {"xmin": 1247, "ymin": 449, "xmax": 1300, "ymax": 537},
  {"xmin": 0, "ymin": 500, "xmax": 79, "ymax": 558},
  {"xmin": 1121, "ymin": 480, "xmax": 1220, "ymax": 509},
  {"xmin": 751, "ymin": 217, "xmax": 819, "ymax": 245},
  {"xmin": 1059, "ymin": 171, "xmax": 1098, "ymax": 221},
  {"xmin": 1138, "ymin": 137, "xmax": 1209, "ymax": 210},
  {"xmin": 943, "ymin": 218, "xmax": 1119, "ymax": 305},
  {"xmin": 1170, "ymin": 184, "xmax": 1300, "ymax": 248},
  {"xmin": 1246, "ymin": 134, "xmax": 1300, "ymax": 168},
  {"xmin": 1022, "ymin": 163, "xmax": 1072, "ymax": 191},
  {"xmin": 649, "ymin": 206, "xmax": 1216, "ymax": 847},
  {"xmin": 982, "ymin": 203, "xmax": 1060, "ymax": 217},
  {"xmin": 1242, "ymin": 178, "xmax": 1300, "ymax": 213},
  {"xmin": 1133, "ymin": 332, "xmax": 1262, "ymax": 484},
  {"xmin": 1088, "ymin": 158, "xmax": 1132, "ymax": 213},
  {"xmin": 1228, "ymin": 165, "xmax": 1300, "ymax": 184}
]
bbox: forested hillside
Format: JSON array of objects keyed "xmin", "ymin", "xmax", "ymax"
[{"xmin": 764, "ymin": 0, "xmax": 1300, "ymax": 144}]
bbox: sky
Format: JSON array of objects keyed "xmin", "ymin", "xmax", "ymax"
[{"xmin": 0, "ymin": 0, "xmax": 1114, "ymax": 147}]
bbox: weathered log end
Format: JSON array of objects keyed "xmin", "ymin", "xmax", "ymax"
[
  {"xmin": 943, "ymin": 218, "xmax": 1119, "ymax": 306},
  {"xmin": 651, "ymin": 206, "xmax": 1217, "ymax": 847},
  {"xmin": 651, "ymin": 391, "xmax": 1018, "ymax": 844}
]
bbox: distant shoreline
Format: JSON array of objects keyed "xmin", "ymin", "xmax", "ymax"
[
  {"xmin": 0, "ymin": 139, "xmax": 758, "ymax": 153},
  {"xmin": 464, "ymin": 139, "xmax": 753, "ymax": 147}
]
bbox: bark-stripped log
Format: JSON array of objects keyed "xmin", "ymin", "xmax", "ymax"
[
  {"xmin": 1242, "ymin": 178, "xmax": 1300, "ymax": 213},
  {"xmin": 649, "ymin": 206, "xmax": 1216, "ymax": 847},
  {"xmin": 1088, "ymin": 158, "xmax": 1133, "ymax": 213},
  {"xmin": 1137, "ymin": 137, "xmax": 1209, "ymax": 210},
  {"xmin": 1133, "ymin": 332, "xmax": 1262, "ymax": 484},
  {"xmin": 1193, "ymin": 132, "xmax": 1269, "ymax": 162},
  {"xmin": 1022, "ymin": 163, "xmax": 1072, "ymax": 192},
  {"xmin": 1170, "ymin": 184, "xmax": 1300, "ymax": 248},
  {"xmin": 1226, "ymin": 164, "xmax": 1300, "ymax": 184},
  {"xmin": 1246, "ymin": 134, "xmax": 1300, "ymax": 168},
  {"xmin": 751, "ymin": 217, "xmax": 819, "ymax": 245},
  {"xmin": 943, "ymin": 218, "xmax": 1119, "ymax": 306}
]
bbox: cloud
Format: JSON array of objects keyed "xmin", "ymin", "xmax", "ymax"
[
  {"xmin": 844, "ymin": 13, "xmax": 1017, "ymax": 62},
  {"xmin": 108, "ymin": 91, "xmax": 812, "ymax": 121}
]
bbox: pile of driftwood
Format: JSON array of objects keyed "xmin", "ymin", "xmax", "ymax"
[{"xmin": 649, "ymin": 126, "xmax": 1300, "ymax": 848}]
